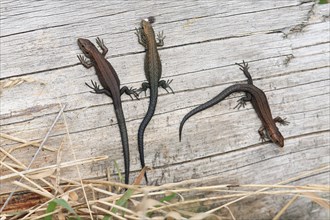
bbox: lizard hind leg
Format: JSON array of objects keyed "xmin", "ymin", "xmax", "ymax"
[
  {"xmin": 235, "ymin": 60, "xmax": 253, "ymax": 85},
  {"xmin": 159, "ymin": 79, "xmax": 174, "ymax": 94},
  {"xmin": 85, "ymin": 80, "xmax": 112, "ymax": 97},
  {"xmin": 234, "ymin": 93, "xmax": 252, "ymax": 109},
  {"xmin": 120, "ymin": 86, "xmax": 139, "ymax": 100},
  {"xmin": 137, "ymin": 82, "xmax": 150, "ymax": 96}
]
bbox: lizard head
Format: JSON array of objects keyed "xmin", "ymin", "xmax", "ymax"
[
  {"xmin": 140, "ymin": 16, "xmax": 155, "ymax": 38},
  {"xmin": 269, "ymin": 130, "xmax": 284, "ymax": 147},
  {"xmin": 77, "ymin": 38, "xmax": 93, "ymax": 57}
]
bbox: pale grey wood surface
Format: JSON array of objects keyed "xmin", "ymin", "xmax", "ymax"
[{"xmin": 1, "ymin": 0, "xmax": 329, "ymax": 218}]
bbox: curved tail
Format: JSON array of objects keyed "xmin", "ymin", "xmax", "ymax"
[
  {"xmin": 138, "ymin": 87, "xmax": 158, "ymax": 183},
  {"xmin": 115, "ymin": 106, "xmax": 130, "ymax": 185},
  {"xmin": 179, "ymin": 84, "xmax": 244, "ymax": 141}
]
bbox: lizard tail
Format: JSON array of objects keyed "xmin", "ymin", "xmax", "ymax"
[
  {"xmin": 115, "ymin": 106, "xmax": 130, "ymax": 185},
  {"xmin": 179, "ymin": 85, "xmax": 242, "ymax": 141},
  {"xmin": 138, "ymin": 87, "xmax": 158, "ymax": 184}
]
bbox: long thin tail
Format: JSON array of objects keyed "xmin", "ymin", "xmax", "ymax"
[
  {"xmin": 138, "ymin": 87, "xmax": 158, "ymax": 184},
  {"xmin": 179, "ymin": 84, "xmax": 244, "ymax": 141},
  {"xmin": 115, "ymin": 106, "xmax": 130, "ymax": 185}
]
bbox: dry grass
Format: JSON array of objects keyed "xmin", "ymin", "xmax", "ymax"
[{"xmin": 1, "ymin": 106, "xmax": 329, "ymax": 220}]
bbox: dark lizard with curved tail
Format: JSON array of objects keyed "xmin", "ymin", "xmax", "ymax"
[{"xmin": 179, "ymin": 61, "xmax": 289, "ymax": 147}]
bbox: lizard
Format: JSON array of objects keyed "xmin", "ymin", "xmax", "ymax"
[
  {"xmin": 179, "ymin": 61, "xmax": 289, "ymax": 147},
  {"xmin": 135, "ymin": 17, "xmax": 174, "ymax": 183},
  {"xmin": 77, "ymin": 37, "xmax": 138, "ymax": 184}
]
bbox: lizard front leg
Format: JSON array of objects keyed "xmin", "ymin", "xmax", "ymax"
[
  {"xmin": 274, "ymin": 116, "xmax": 290, "ymax": 126},
  {"xmin": 96, "ymin": 37, "xmax": 108, "ymax": 56},
  {"xmin": 156, "ymin": 31, "xmax": 165, "ymax": 47},
  {"xmin": 135, "ymin": 28, "xmax": 147, "ymax": 48},
  {"xmin": 258, "ymin": 126, "xmax": 268, "ymax": 143},
  {"xmin": 77, "ymin": 55, "xmax": 93, "ymax": 69}
]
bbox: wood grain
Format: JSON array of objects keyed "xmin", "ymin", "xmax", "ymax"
[{"xmin": 1, "ymin": 0, "xmax": 329, "ymax": 218}]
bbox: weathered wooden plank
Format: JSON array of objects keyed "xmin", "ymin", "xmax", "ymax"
[
  {"xmin": 1, "ymin": 47, "xmax": 328, "ymax": 134},
  {"xmin": 1, "ymin": 66, "xmax": 329, "ymax": 182},
  {"xmin": 1, "ymin": 32, "xmax": 295, "ymax": 120},
  {"xmin": 0, "ymin": 1, "xmax": 314, "ymax": 78},
  {"xmin": 2, "ymin": 30, "xmax": 329, "ymax": 125},
  {"xmin": 0, "ymin": 0, "xmax": 329, "ymax": 218},
  {"xmin": 0, "ymin": 1, "xmax": 307, "ymax": 37}
]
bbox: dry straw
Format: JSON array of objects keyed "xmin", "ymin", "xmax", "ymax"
[{"xmin": 0, "ymin": 106, "xmax": 329, "ymax": 219}]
